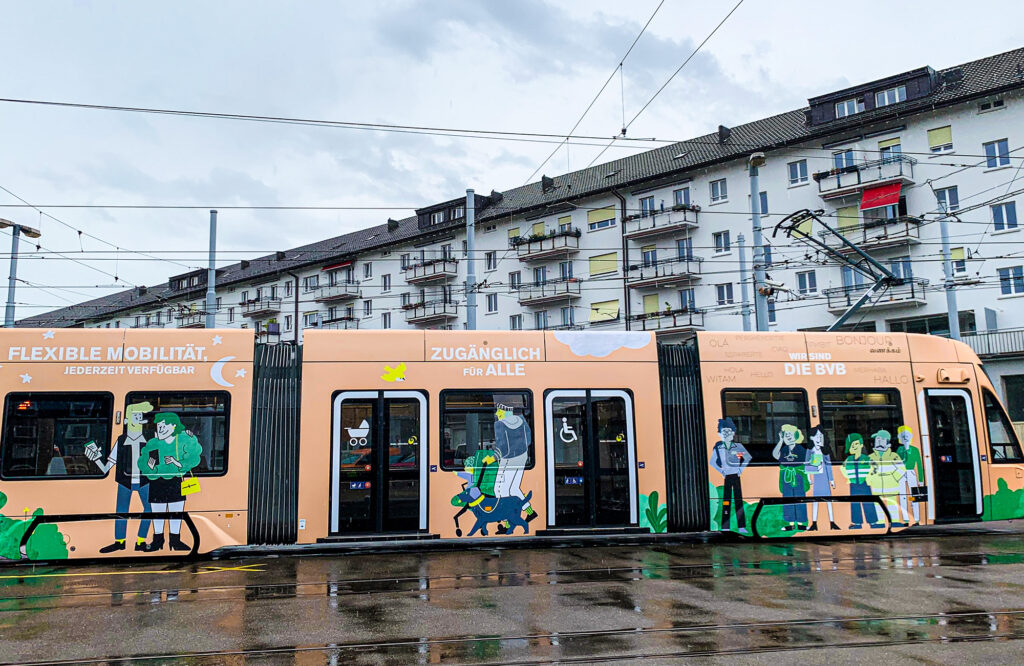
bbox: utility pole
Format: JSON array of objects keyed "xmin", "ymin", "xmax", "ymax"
[
  {"xmin": 737, "ymin": 233, "xmax": 752, "ymax": 331},
  {"xmin": 465, "ymin": 189, "xmax": 476, "ymax": 330},
  {"xmin": 749, "ymin": 153, "xmax": 769, "ymax": 331},
  {"xmin": 0, "ymin": 219, "xmax": 41, "ymax": 328},
  {"xmin": 939, "ymin": 214, "xmax": 961, "ymax": 340},
  {"xmin": 205, "ymin": 210, "xmax": 218, "ymax": 329}
]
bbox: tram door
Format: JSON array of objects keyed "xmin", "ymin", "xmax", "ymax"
[
  {"xmin": 925, "ymin": 389, "xmax": 982, "ymax": 521},
  {"xmin": 331, "ymin": 391, "xmax": 427, "ymax": 534},
  {"xmin": 546, "ymin": 390, "xmax": 637, "ymax": 527}
]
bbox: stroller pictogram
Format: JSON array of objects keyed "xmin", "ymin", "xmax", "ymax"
[{"xmin": 346, "ymin": 419, "xmax": 370, "ymax": 446}]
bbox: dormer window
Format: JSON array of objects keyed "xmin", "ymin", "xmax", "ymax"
[
  {"xmin": 875, "ymin": 85, "xmax": 907, "ymax": 107},
  {"xmin": 451, "ymin": 206, "xmax": 465, "ymax": 219},
  {"xmin": 430, "ymin": 211, "xmax": 444, "ymax": 225},
  {"xmin": 835, "ymin": 97, "xmax": 864, "ymax": 118}
]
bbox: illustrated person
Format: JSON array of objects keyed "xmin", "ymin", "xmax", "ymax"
[
  {"xmin": 137, "ymin": 413, "xmax": 202, "ymax": 552},
  {"xmin": 85, "ymin": 401, "xmax": 155, "ymax": 553},
  {"xmin": 772, "ymin": 424, "xmax": 809, "ymax": 532},
  {"xmin": 896, "ymin": 426, "xmax": 923, "ymax": 525},
  {"xmin": 492, "ymin": 402, "xmax": 537, "ymax": 534},
  {"xmin": 709, "ymin": 417, "xmax": 750, "ymax": 535},
  {"xmin": 866, "ymin": 429, "xmax": 909, "ymax": 527},
  {"xmin": 804, "ymin": 427, "xmax": 839, "ymax": 532},
  {"xmin": 842, "ymin": 434, "xmax": 882, "ymax": 529}
]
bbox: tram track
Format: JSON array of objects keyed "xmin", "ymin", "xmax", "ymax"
[{"xmin": 12, "ymin": 608, "xmax": 1024, "ymax": 665}]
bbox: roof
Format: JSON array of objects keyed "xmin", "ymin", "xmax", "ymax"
[{"xmin": 19, "ymin": 46, "xmax": 1024, "ymax": 327}]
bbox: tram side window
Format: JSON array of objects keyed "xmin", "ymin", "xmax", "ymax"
[
  {"xmin": 125, "ymin": 392, "xmax": 230, "ymax": 475},
  {"xmin": 818, "ymin": 389, "xmax": 902, "ymax": 455},
  {"xmin": 721, "ymin": 389, "xmax": 810, "ymax": 464},
  {"xmin": 983, "ymin": 389, "xmax": 1024, "ymax": 462},
  {"xmin": 441, "ymin": 390, "xmax": 534, "ymax": 470},
  {"xmin": 1, "ymin": 392, "xmax": 113, "ymax": 479}
]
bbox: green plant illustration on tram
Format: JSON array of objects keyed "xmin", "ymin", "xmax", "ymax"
[{"xmin": 0, "ymin": 490, "xmax": 68, "ymax": 560}]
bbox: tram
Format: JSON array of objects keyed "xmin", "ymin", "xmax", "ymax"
[{"xmin": 0, "ymin": 327, "xmax": 1021, "ymax": 561}]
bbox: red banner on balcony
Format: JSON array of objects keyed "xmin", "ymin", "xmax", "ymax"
[
  {"xmin": 321, "ymin": 260, "xmax": 352, "ymax": 271},
  {"xmin": 860, "ymin": 182, "xmax": 901, "ymax": 210}
]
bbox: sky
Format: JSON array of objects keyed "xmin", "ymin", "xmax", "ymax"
[{"xmin": 1, "ymin": 0, "xmax": 1021, "ymax": 316}]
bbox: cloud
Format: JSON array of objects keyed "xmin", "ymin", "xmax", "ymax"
[{"xmin": 552, "ymin": 331, "xmax": 652, "ymax": 358}]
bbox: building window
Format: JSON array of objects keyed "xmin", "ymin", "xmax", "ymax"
[
  {"xmin": 710, "ymin": 178, "xmax": 728, "ymax": 203},
  {"xmin": 227, "ymin": 307, "xmax": 234, "ymax": 323},
  {"xmin": 301, "ymin": 276, "xmax": 318, "ymax": 292},
  {"xmin": 757, "ymin": 191, "xmax": 768, "ymax": 216},
  {"xmin": 722, "ymin": 389, "xmax": 810, "ymax": 464},
  {"xmin": 588, "ymin": 252, "xmax": 618, "ymax": 276},
  {"xmin": 440, "ymin": 390, "xmax": 534, "ymax": 471},
  {"xmin": 561, "ymin": 307, "xmax": 574, "ymax": 326},
  {"xmin": 951, "ymin": 247, "xmax": 967, "ymax": 275},
  {"xmin": 124, "ymin": 392, "xmax": 230, "ymax": 475},
  {"xmin": 993, "ymin": 202, "xmax": 1018, "ymax": 231},
  {"xmin": 510, "ymin": 314, "xmax": 523, "ymax": 330},
  {"xmin": 928, "ymin": 126, "xmax": 953, "ymax": 153},
  {"xmin": 559, "ymin": 261, "xmax": 573, "ymax": 280},
  {"xmin": 878, "ymin": 138, "xmax": 901, "ymax": 162},
  {"xmin": 401, "ymin": 254, "xmax": 410, "ymax": 269},
  {"xmin": 874, "ymin": 85, "xmax": 906, "ymax": 107},
  {"xmin": 363, "ymin": 262, "xmax": 373, "ymax": 279},
  {"xmin": 763, "ymin": 244, "xmax": 773, "ymax": 267},
  {"xmin": 677, "ymin": 238, "xmax": 693, "ymax": 260},
  {"xmin": 441, "ymin": 244, "xmax": 453, "ymax": 260},
  {"xmin": 788, "ymin": 160, "xmax": 808, "ymax": 185},
  {"xmin": 534, "ymin": 311, "xmax": 548, "ymax": 330},
  {"xmin": 400, "ymin": 292, "xmax": 411, "ymax": 307},
  {"xmin": 888, "ymin": 312, "xmax": 976, "ymax": 337},
  {"xmin": 534, "ymin": 266, "xmax": 547, "ymax": 285},
  {"xmin": 303, "ymin": 312, "xmax": 319, "ymax": 328},
  {"xmin": 673, "ymin": 187, "xmax": 690, "ymax": 206},
  {"xmin": 979, "ymin": 98, "xmax": 1005, "ymax": 113},
  {"xmin": 452, "ymin": 206, "xmax": 464, "ymax": 219},
  {"xmin": 713, "ymin": 231, "xmax": 731, "ymax": 254},
  {"xmin": 999, "ymin": 266, "xmax": 1024, "ymax": 295},
  {"xmin": 382, "ymin": 274, "xmax": 391, "ymax": 292},
  {"xmin": 985, "ymin": 139, "xmax": 1011, "ymax": 168},
  {"xmin": 509, "ymin": 271, "xmax": 522, "ymax": 290},
  {"xmin": 833, "ymin": 149, "xmax": 855, "ymax": 169},
  {"xmin": 797, "ymin": 270, "xmax": 817, "ymax": 295},
  {"xmin": 430, "ymin": 211, "xmax": 444, "ymax": 225},
  {"xmin": 484, "ymin": 251, "xmax": 497, "ymax": 271},
  {"xmin": 679, "ymin": 288, "xmax": 696, "ymax": 311},
  {"xmin": 835, "ymin": 97, "xmax": 864, "ymax": 118},
  {"xmin": 642, "ymin": 245, "xmax": 657, "ymax": 267},
  {"xmin": 640, "ymin": 196, "xmax": 655, "ymax": 217},
  {"xmin": 284, "ymin": 315, "xmax": 292, "ymax": 331},
  {"xmin": 382, "ymin": 312, "xmax": 391, "ymax": 329},
  {"xmin": 716, "ymin": 283, "xmax": 734, "ymax": 305},
  {"xmin": 558, "ymin": 216, "xmax": 572, "ymax": 233},
  {"xmin": 935, "ymin": 186, "xmax": 959, "ymax": 212},
  {"xmin": 767, "ymin": 299, "xmax": 776, "ymax": 324},
  {"xmin": 889, "ymin": 256, "xmax": 913, "ymax": 280},
  {"xmin": 486, "ymin": 293, "xmax": 498, "ymax": 313},
  {"xmin": 364, "ymin": 299, "xmax": 373, "ymax": 316},
  {"xmin": 1, "ymin": 392, "xmax": 113, "ymax": 478}
]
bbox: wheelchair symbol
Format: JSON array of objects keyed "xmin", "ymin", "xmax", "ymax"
[{"xmin": 559, "ymin": 417, "xmax": 578, "ymax": 444}]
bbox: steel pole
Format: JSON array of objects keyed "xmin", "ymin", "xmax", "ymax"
[
  {"xmin": 465, "ymin": 189, "xmax": 476, "ymax": 330},
  {"xmin": 737, "ymin": 233, "xmax": 752, "ymax": 331},
  {"xmin": 205, "ymin": 210, "xmax": 218, "ymax": 329},
  {"xmin": 940, "ymin": 216, "xmax": 961, "ymax": 340},
  {"xmin": 4, "ymin": 225, "xmax": 20, "ymax": 328},
  {"xmin": 749, "ymin": 165, "xmax": 769, "ymax": 331}
]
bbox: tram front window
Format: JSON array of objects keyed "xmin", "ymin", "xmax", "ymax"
[
  {"xmin": 984, "ymin": 389, "xmax": 1024, "ymax": 462},
  {"xmin": 1, "ymin": 392, "xmax": 113, "ymax": 478}
]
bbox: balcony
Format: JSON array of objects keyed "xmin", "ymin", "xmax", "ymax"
[
  {"xmin": 134, "ymin": 319, "xmax": 169, "ymax": 329},
  {"xmin": 405, "ymin": 301, "xmax": 459, "ymax": 325},
  {"xmin": 175, "ymin": 313, "xmax": 205, "ymax": 328},
  {"xmin": 628, "ymin": 308, "xmax": 705, "ymax": 333},
  {"xmin": 824, "ymin": 216, "xmax": 923, "ymax": 253},
  {"xmin": 824, "ymin": 278, "xmax": 929, "ymax": 312},
  {"xmin": 623, "ymin": 205, "xmax": 700, "ymax": 239},
  {"xmin": 319, "ymin": 316, "xmax": 360, "ymax": 330},
  {"xmin": 626, "ymin": 255, "xmax": 703, "ymax": 288},
  {"xmin": 813, "ymin": 155, "xmax": 916, "ymax": 198},
  {"xmin": 513, "ymin": 229, "xmax": 581, "ymax": 261},
  {"xmin": 314, "ymin": 281, "xmax": 361, "ymax": 303},
  {"xmin": 405, "ymin": 258, "xmax": 459, "ymax": 284},
  {"xmin": 242, "ymin": 297, "xmax": 282, "ymax": 318},
  {"xmin": 517, "ymin": 280, "xmax": 582, "ymax": 306},
  {"xmin": 961, "ymin": 328, "xmax": 1024, "ymax": 359}
]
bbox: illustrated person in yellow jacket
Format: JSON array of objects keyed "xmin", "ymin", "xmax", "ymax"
[{"xmin": 866, "ymin": 429, "xmax": 908, "ymax": 527}]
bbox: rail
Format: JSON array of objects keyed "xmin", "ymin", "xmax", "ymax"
[
  {"xmin": 814, "ymin": 155, "xmax": 916, "ymax": 194},
  {"xmin": 961, "ymin": 328, "xmax": 1024, "ymax": 357}
]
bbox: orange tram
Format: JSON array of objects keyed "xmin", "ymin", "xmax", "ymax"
[{"xmin": 0, "ymin": 327, "xmax": 1022, "ymax": 562}]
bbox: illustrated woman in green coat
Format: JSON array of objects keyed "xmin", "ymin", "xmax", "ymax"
[{"xmin": 137, "ymin": 413, "xmax": 202, "ymax": 552}]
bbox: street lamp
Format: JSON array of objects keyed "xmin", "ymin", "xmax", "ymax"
[{"xmin": 0, "ymin": 219, "xmax": 42, "ymax": 328}]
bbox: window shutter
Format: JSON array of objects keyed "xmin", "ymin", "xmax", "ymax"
[
  {"xmin": 558, "ymin": 215, "xmax": 572, "ymax": 226},
  {"xmin": 928, "ymin": 126, "xmax": 953, "ymax": 149},
  {"xmin": 878, "ymin": 137, "xmax": 901, "ymax": 149},
  {"xmin": 587, "ymin": 206, "xmax": 616, "ymax": 223},
  {"xmin": 589, "ymin": 300, "xmax": 620, "ymax": 322},
  {"xmin": 643, "ymin": 294, "xmax": 660, "ymax": 314},
  {"xmin": 531, "ymin": 222, "xmax": 545, "ymax": 235},
  {"xmin": 508, "ymin": 228, "xmax": 520, "ymax": 239},
  {"xmin": 950, "ymin": 247, "xmax": 965, "ymax": 261},
  {"xmin": 589, "ymin": 252, "xmax": 618, "ymax": 276},
  {"xmin": 837, "ymin": 206, "xmax": 860, "ymax": 232}
]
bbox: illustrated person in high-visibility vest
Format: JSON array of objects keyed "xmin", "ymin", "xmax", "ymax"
[
  {"xmin": 867, "ymin": 429, "xmax": 909, "ymax": 527},
  {"xmin": 896, "ymin": 425, "xmax": 924, "ymax": 525},
  {"xmin": 492, "ymin": 402, "xmax": 537, "ymax": 533},
  {"xmin": 137, "ymin": 413, "xmax": 202, "ymax": 552},
  {"xmin": 85, "ymin": 401, "xmax": 155, "ymax": 553},
  {"xmin": 842, "ymin": 433, "xmax": 882, "ymax": 529},
  {"xmin": 709, "ymin": 417, "xmax": 750, "ymax": 534}
]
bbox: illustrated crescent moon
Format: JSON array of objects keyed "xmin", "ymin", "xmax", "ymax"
[{"xmin": 210, "ymin": 356, "xmax": 235, "ymax": 388}]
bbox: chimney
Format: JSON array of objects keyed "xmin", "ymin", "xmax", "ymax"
[{"xmin": 718, "ymin": 125, "xmax": 732, "ymax": 144}]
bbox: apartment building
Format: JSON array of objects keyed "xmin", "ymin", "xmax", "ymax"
[{"xmin": 20, "ymin": 46, "xmax": 1024, "ymax": 421}]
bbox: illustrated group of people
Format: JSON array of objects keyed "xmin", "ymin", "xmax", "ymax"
[
  {"xmin": 710, "ymin": 417, "xmax": 924, "ymax": 533},
  {"xmin": 85, "ymin": 401, "xmax": 203, "ymax": 553}
]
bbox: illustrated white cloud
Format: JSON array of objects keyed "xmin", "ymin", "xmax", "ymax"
[{"xmin": 552, "ymin": 331, "xmax": 652, "ymax": 358}]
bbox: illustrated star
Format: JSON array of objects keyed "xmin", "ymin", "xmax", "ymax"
[
  {"xmin": 234, "ymin": 368, "xmax": 247, "ymax": 378},
  {"xmin": 19, "ymin": 373, "xmax": 31, "ymax": 384},
  {"xmin": 212, "ymin": 335, "xmax": 223, "ymax": 345},
  {"xmin": 42, "ymin": 330, "xmax": 55, "ymax": 340}
]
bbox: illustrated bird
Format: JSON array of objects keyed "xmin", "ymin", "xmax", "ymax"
[{"xmin": 381, "ymin": 362, "xmax": 407, "ymax": 382}]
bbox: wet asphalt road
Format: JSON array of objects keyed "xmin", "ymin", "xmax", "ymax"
[{"xmin": 4, "ymin": 525, "xmax": 1024, "ymax": 664}]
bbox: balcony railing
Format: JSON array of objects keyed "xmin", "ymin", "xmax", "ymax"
[
  {"xmin": 961, "ymin": 328, "xmax": 1024, "ymax": 358},
  {"xmin": 824, "ymin": 278, "xmax": 929, "ymax": 312},
  {"xmin": 623, "ymin": 205, "xmax": 700, "ymax": 239},
  {"xmin": 242, "ymin": 297, "xmax": 282, "ymax": 317},
  {"xmin": 513, "ymin": 229, "xmax": 581, "ymax": 261},
  {"xmin": 626, "ymin": 255, "xmax": 703, "ymax": 288},
  {"xmin": 814, "ymin": 155, "xmax": 916, "ymax": 196},
  {"xmin": 628, "ymin": 308, "xmax": 705, "ymax": 332},
  {"xmin": 175, "ymin": 313, "xmax": 205, "ymax": 328},
  {"xmin": 517, "ymin": 280, "xmax": 582, "ymax": 305},
  {"xmin": 824, "ymin": 215, "xmax": 923, "ymax": 252},
  {"xmin": 134, "ymin": 320, "xmax": 169, "ymax": 329},
  {"xmin": 405, "ymin": 258, "xmax": 459, "ymax": 284},
  {"xmin": 314, "ymin": 281, "xmax": 361, "ymax": 302},
  {"xmin": 405, "ymin": 301, "xmax": 459, "ymax": 324},
  {"xmin": 318, "ymin": 316, "xmax": 360, "ymax": 330}
]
